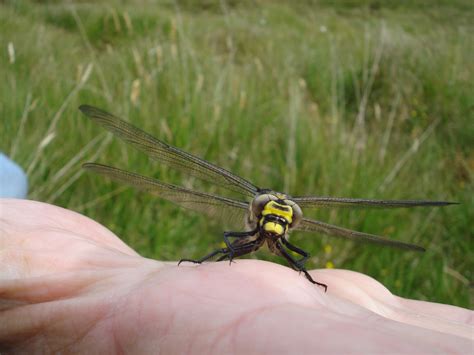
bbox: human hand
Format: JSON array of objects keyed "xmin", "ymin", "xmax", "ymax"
[{"xmin": 0, "ymin": 199, "xmax": 472, "ymax": 353}]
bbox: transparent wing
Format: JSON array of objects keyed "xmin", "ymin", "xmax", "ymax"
[
  {"xmin": 292, "ymin": 196, "xmax": 456, "ymax": 209},
  {"xmin": 295, "ymin": 218, "xmax": 425, "ymax": 251},
  {"xmin": 83, "ymin": 163, "xmax": 249, "ymax": 228},
  {"xmin": 79, "ymin": 105, "xmax": 259, "ymax": 197}
]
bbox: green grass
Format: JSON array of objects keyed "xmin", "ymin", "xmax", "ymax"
[{"xmin": 1, "ymin": 0, "xmax": 472, "ymax": 308}]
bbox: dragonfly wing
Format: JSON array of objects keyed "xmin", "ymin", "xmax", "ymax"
[
  {"xmin": 79, "ymin": 105, "xmax": 259, "ymax": 197},
  {"xmin": 83, "ymin": 163, "xmax": 249, "ymax": 228},
  {"xmin": 295, "ymin": 217, "xmax": 425, "ymax": 251},
  {"xmin": 292, "ymin": 196, "xmax": 456, "ymax": 209}
]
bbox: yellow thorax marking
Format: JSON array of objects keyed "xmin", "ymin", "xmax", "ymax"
[{"xmin": 261, "ymin": 200, "xmax": 293, "ymax": 224}]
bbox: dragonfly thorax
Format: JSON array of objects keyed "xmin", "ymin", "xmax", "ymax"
[{"xmin": 250, "ymin": 193, "xmax": 303, "ymax": 237}]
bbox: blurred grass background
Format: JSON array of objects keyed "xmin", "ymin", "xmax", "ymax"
[{"xmin": 1, "ymin": 0, "xmax": 472, "ymax": 308}]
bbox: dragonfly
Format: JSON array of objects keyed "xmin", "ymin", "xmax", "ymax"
[{"xmin": 79, "ymin": 105, "xmax": 455, "ymax": 291}]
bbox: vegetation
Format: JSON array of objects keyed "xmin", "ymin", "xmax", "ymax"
[{"xmin": 1, "ymin": 0, "xmax": 472, "ymax": 307}]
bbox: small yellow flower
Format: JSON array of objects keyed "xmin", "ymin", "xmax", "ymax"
[
  {"xmin": 325, "ymin": 261, "xmax": 334, "ymax": 269},
  {"xmin": 324, "ymin": 244, "xmax": 332, "ymax": 255}
]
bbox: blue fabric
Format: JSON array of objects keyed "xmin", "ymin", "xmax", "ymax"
[{"xmin": 0, "ymin": 153, "xmax": 28, "ymax": 198}]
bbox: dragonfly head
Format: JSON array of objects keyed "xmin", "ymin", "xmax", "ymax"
[{"xmin": 252, "ymin": 193, "xmax": 303, "ymax": 237}]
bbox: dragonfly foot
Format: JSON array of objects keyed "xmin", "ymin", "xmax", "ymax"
[
  {"xmin": 302, "ymin": 269, "xmax": 327, "ymax": 292},
  {"xmin": 177, "ymin": 258, "xmax": 202, "ymax": 266}
]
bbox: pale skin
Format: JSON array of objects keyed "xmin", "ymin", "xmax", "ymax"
[{"xmin": 0, "ymin": 199, "xmax": 472, "ymax": 354}]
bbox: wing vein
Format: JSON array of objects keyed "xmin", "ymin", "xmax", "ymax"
[
  {"xmin": 83, "ymin": 163, "xmax": 249, "ymax": 228},
  {"xmin": 292, "ymin": 196, "xmax": 456, "ymax": 209},
  {"xmin": 79, "ymin": 105, "xmax": 258, "ymax": 196},
  {"xmin": 295, "ymin": 217, "xmax": 425, "ymax": 251}
]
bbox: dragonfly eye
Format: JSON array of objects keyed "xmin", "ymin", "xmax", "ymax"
[
  {"xmin": 251, "ymin": 193, "xmax": 275, "ymax": 217},
  {"xmin": 285, "ymin": 200, "xmax": 303, "ymax": 228}
]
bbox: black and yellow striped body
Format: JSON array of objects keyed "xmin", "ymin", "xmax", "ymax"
[{"xmin": 259, "ymin": 199, "xmax": 293, "ymax": 236}]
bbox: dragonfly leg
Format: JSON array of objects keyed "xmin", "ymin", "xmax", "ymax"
[
  {"xmin": 178, "ymin": 231, "xmax": 261, "ymax": 266},
  {"xmin": 216, "ymin": 238, "xmax": 263, "ymax": 262},
  {"xmin": 223, "ymin": 228, "xmax": 258, "ymax": 263},
  {"xmin": 178, "ymin": 248, "xmax": 227, "ymax": 265},
  {"xmin": 280, "ymin": 237, "xmax": 310, "ymax": 267},
  {"xmin": 274, "ymin": 241, "xmax": 327, "ymax": 292}
]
